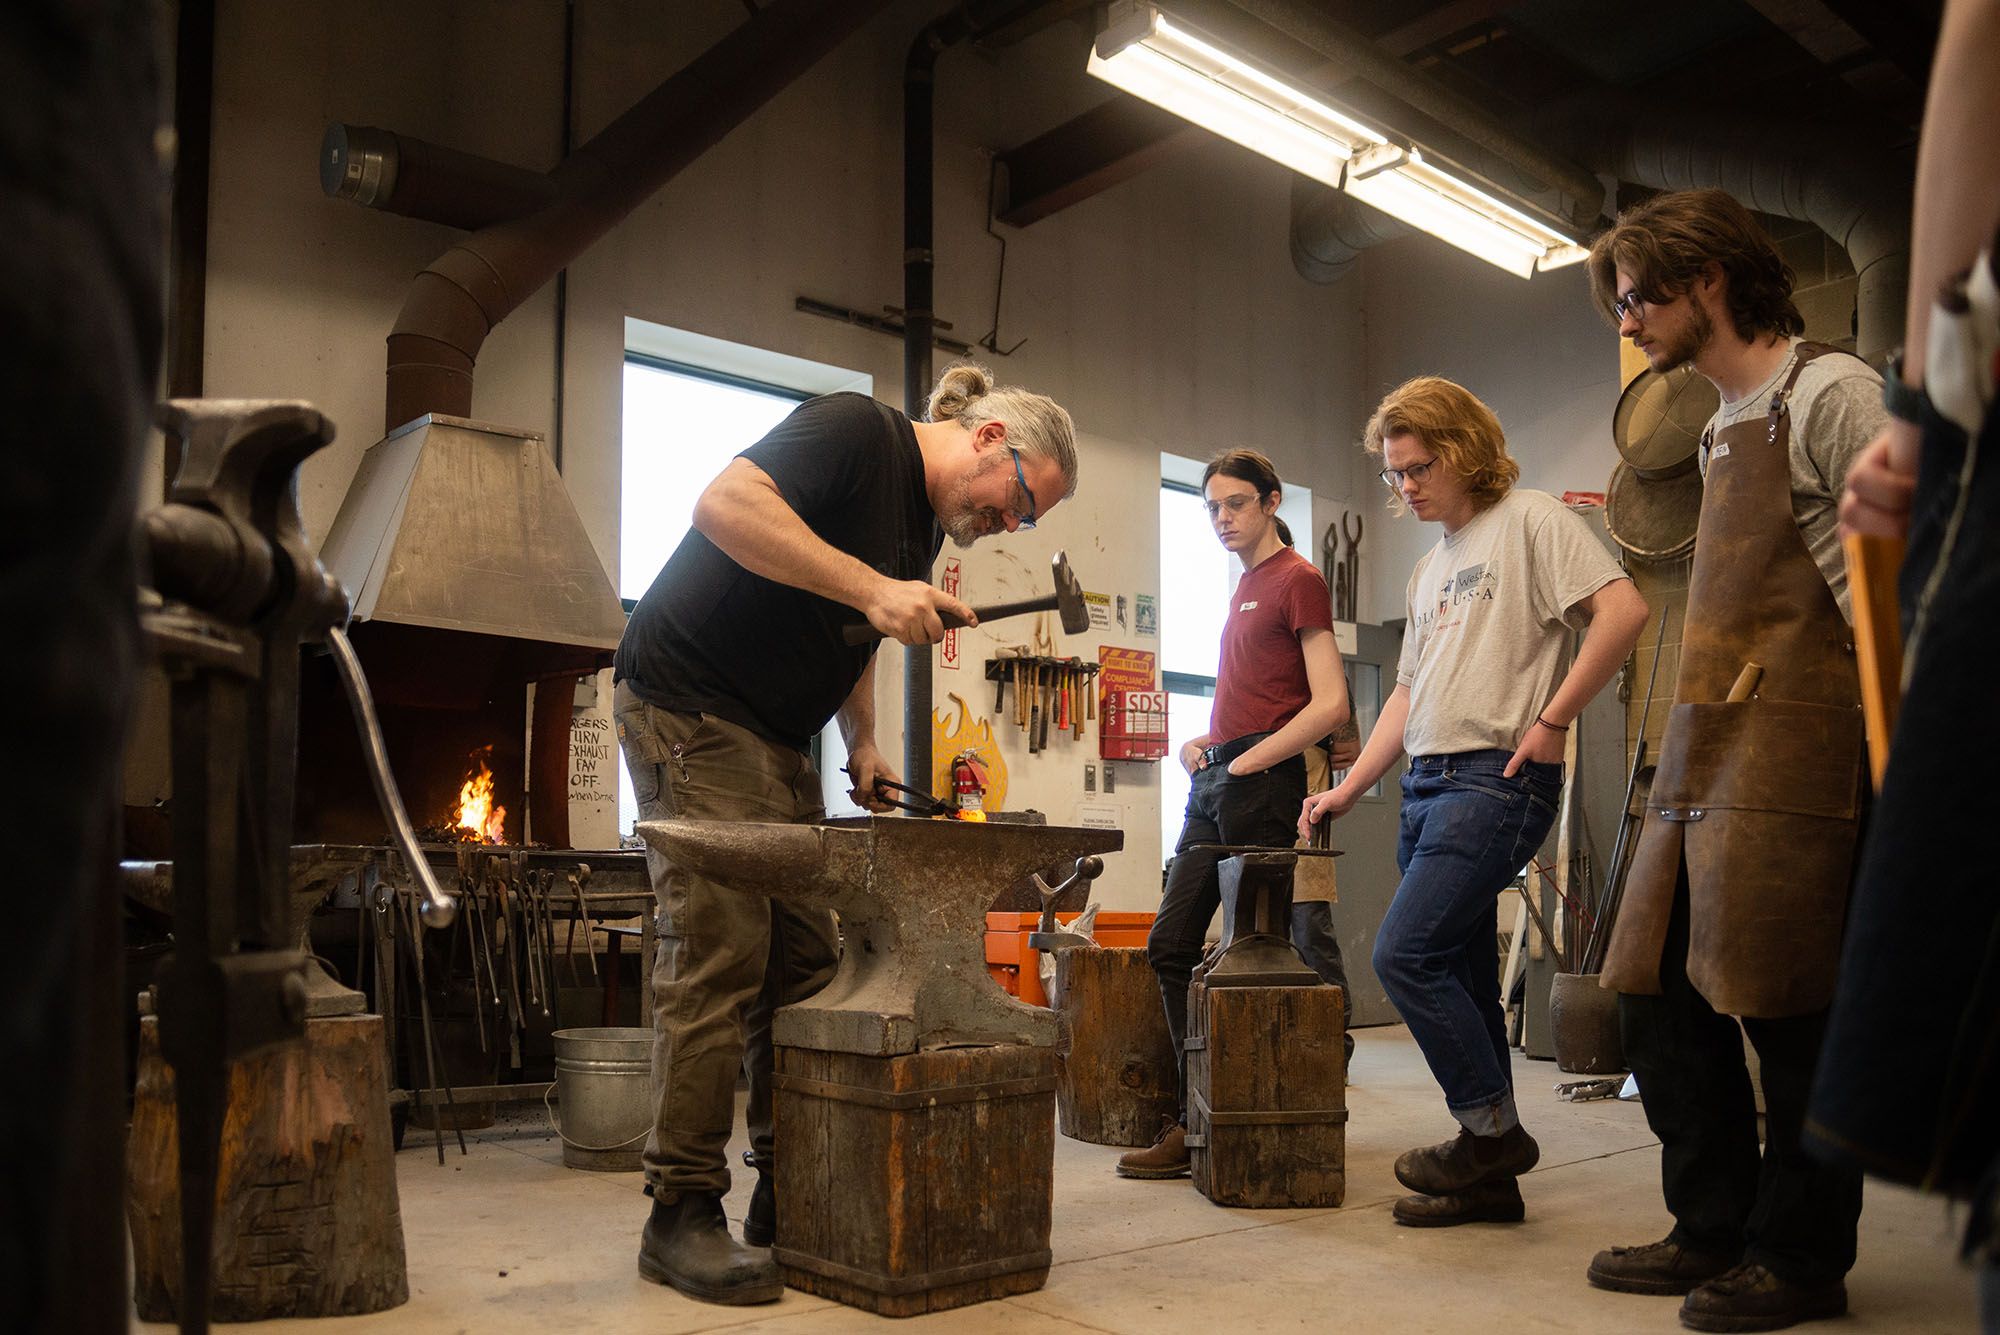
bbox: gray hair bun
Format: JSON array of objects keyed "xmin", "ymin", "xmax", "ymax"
[{"xmin": 925, "ymin": 362, "xmax": 995, "ymax": 423}]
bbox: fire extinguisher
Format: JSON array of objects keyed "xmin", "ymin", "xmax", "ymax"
[{"xmin": 949, "ymin": 752, "xmax": 989, "ymax": 819}]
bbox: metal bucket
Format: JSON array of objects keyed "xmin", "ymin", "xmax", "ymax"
[{"xmin": 550, "ymin": 1027, "xmax": 652, "ymax": 1171}]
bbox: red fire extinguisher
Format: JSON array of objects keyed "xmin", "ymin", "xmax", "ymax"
[{"xmin": 949, "ymin": 752, "xmax": 989, "ymax": 819}]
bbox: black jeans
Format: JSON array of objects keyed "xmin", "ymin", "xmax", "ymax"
[
  {"xmin": 1148, "ymin": 737, "xmax": 1340, "ymax": 1122},
  {"xmin": 1620, "ymin": 859, "xmax": 1862, "ymax": 1287}
]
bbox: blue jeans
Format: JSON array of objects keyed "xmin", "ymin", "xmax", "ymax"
[{"xmin": 1375, "ymin": 750, "xmax": 1561, "ymax": 1137}]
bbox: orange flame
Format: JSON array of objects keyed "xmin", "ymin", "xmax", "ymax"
[{"xmin": 454, "ymin": 750, "xmax": 506, "ymax": 844}]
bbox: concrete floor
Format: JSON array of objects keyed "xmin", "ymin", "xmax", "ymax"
[{"xmin": 137, "ymin": 1026, "xmax": 1979, "ymax": 1334}]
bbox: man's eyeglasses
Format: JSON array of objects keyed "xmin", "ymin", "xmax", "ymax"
[
  {"xmin": 1612, "ymin": 289, "xmax": 1648, "ymax": 323},
  {"xmin": 1379, "ymin": 455, "xmax": 1439, "ymax": 489},
  {"xmin": 1202, "ymin": 493, "xmax": 1260, "ymax": 520},
  {"xmin": 1009, "ymin": 448, "xmax": 1039, "ymax": 530}
]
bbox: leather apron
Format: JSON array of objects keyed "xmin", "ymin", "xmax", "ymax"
[{"xmin": 1601, "ymin": 343, "xmax": 1864, "ymax": 1018}]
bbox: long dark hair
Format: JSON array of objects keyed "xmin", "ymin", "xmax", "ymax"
[{"xmin": 1201, "ymin": 449, "xmax": 1292, "ymax": 545}]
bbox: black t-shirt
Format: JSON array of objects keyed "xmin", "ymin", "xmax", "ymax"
[{"xmin": 615, "ymin": 392, "xmax": 943, "ymax": 750}]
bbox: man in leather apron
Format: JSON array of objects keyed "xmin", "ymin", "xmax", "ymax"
[{"xmin": 1584, "ymin": 190, "xmax": 1888, "ymax": 1333}]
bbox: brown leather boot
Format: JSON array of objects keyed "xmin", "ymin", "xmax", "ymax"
[
  {"xmin": 1115, "ymin": 1117, "xmax": 1190, "ymax": 1179},
  {"xmin": 1391, "ymin": 1175, "xmax": 1524, "ymax": 1227},
  {"xmin": 1679, "ymin": 1262, "xmax": 1847, "ymax": 1332},
  {"xmin": 1588, "ymin": 1237, "xmax": 1740, "ymax": 1296},
  {"xmin": 1393, "ymin": 1124, "xmax": 1540, "ymax": 1195}
]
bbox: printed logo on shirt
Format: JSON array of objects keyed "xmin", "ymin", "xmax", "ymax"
[
  {"xmin": 1410, "ymin": 563, "xmax": 1501, "ymax": 642},
  {"xmin": 1239, "ymin": 600, "xmax": 1259, "ymax": 611},
  {"xmin": 1450, "ymin": 563, "xmax": 1498, "ymax": 606}
]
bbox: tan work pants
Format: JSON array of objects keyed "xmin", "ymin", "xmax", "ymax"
[{"xmin": 612, "ymin": 681, "xmax": 839, "ymax": 1197}]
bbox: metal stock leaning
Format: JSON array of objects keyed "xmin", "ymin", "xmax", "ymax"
[{"xmin": 1583, "ymin": 605, "xmax": 1671, "ymax": 974}]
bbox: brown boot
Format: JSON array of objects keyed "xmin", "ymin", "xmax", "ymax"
[
  {"xmin": 1115, "ymin": 1117, "xmax": 1190, "ymax": 1179},
  {"xmin": 1588, "ymin": 1237, "xmax": 1740, "ymax": 1296},
  {"xmin": 1679, "ymin": 1262, "xmax": 1847, "ymax": 1332},
  {"xmin": 1393, "ymin": 1124, "xmax": 1540, "ymax": 1195},
  {"xmin": 1391, "ymin": 1175, "xmax": 1524, "ymax": 1227}
]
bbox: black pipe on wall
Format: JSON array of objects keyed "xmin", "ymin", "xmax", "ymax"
[{"xmin": 901, "ymin": 12, "xmax": 974, "ymax": 798}]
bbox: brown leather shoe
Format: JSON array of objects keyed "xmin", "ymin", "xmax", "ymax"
[
  {"xmin": 1679, "ymin": 1262, "xmax": 1847, "ymax": 1332},
  {"xmin": 1115, "ymin": 1117, "xmax": 1190, "ymax": 1179},
  {"xmin": 1393, "ymin": 1124, "xmax": 1540, "ymax": 1195},
  {"xmin": 1588, "ymin": 1237, "xmax": 1741, "ymax": 1296},
  {"xmin": 1391, "ymin": 1175, "xmax": 1524, "ymax": 1227}
]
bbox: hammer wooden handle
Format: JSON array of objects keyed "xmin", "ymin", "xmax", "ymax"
[{"xmin": 841, "ymin": 593, "xmax": 1059, "ymax": 645}]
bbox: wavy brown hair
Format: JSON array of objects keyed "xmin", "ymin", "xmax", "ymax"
[
  {"xmin": 1362, "ymin": 377, "xmax": 1518, "ymax": 515},
  {"xmin": 1586, "ymin": 188, "xmax": 1803, "ymax": 344}
]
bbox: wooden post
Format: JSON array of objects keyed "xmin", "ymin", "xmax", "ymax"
[
  {"xmin": 1052, "ymin": 947, "xmax": 1177, "ymax": 1146},
  {"xmin": 128, "ymin": 1013, "xmax": 409, "ymax": 1322}
]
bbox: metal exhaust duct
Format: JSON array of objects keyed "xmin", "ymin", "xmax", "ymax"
[{"xmin": 383, "ymin": 0, "xmax": 893, "ymax": 432}]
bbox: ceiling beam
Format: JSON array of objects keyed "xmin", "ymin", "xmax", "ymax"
[{"xmin": 996, "ymin": 96, "xmax": 1206, "ymax": 227}]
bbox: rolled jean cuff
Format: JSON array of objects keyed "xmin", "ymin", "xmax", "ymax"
[{"xmin": 1449, "ymin": 1091, "xmax": 1520, "ymax": 1138}]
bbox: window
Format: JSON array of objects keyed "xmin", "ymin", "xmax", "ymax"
[
  {"xmin": 1158, "ymin": 481, "xmax": 1232, "ymax": 857},
  {"xmin": 615, "ymin": 320, "xmax": 869, "ymax": 835},
  {"xmin": 1155, "ymin": 455, "xmax": 1316, "ymax": 860},
  {"xmin": 618, "ymin": 360, "xmax": 805, "ymax": 605}
]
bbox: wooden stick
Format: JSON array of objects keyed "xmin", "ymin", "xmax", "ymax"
[{"xmin": 1844, "ymin": 532, "xmax": 1905, "ymax": 789}]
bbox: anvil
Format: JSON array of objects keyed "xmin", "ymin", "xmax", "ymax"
[{"xmin": 636, "ymin": 816, "xmax": 1122, "ymax": 1056}]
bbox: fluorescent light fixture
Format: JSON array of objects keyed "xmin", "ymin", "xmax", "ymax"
[
  {"xmin": 1085, "ymin": 4, "xmax": 1586, "ymax": 279},
  {"xmin": 1343, "ymin": 143, "xmax": 1579, "ymax": 279},
  {"xmin": 1537, "ymin": 243, "xmax": 1591, "ymax": 271},
  {"xmin": 1086, "ymin": 2, "xmax": 1383, "ymax": 190}
]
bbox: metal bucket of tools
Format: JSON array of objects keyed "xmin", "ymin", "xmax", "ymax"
[{"xmin": 549, "ymin": 1027, "xmax": 653, "ymax": 1171}]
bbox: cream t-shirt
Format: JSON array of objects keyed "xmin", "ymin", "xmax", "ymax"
[{"xmin": 1397, "ymin": 489, "xmax": 1625, "ymax": 757}]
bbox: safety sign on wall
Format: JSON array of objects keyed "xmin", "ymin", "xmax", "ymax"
[{"xmin": 942, "ymin": 558, "xmax": 961, "ymax": 669}]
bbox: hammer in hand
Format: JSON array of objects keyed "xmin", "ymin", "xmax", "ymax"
[{"xmin": 844, "ymin": 550, "xmax": 1089, "ymax": 646}]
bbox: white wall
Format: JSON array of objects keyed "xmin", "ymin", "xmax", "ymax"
[
  {"xmin": 198, "ymin": 0, "xmax": 1369, "ymax": 910},
  {"xmin": 1356, "ymin": 237, "xmax": 1624, "ymax": 624}
]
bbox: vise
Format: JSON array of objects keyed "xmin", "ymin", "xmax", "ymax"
[{"xmin": 636, "ymin": 815, "xmax": 1121, "ymax": 1054}]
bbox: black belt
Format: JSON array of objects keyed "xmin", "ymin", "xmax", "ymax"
[{"xmin": 1199, "ymin": 732, "xmax": 1273, "ymax": 770}]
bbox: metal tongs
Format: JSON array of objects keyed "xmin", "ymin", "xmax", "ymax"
[{"xmin": 842, "ymin": 766, "xmax": 953, "ymax": 816}]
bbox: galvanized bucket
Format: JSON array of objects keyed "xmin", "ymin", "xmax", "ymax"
[{"xmin": 549, "ymin": 1027, "xmax": 652, "ymax": 1172}]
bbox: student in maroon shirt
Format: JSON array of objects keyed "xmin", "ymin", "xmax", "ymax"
[{"xmin": 1117, "ymin": 450, "xmax": 1354, "ymax": 1181}]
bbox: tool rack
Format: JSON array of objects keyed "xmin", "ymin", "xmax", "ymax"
[
  {"xmin": 985, "ymin": 655, "xmax": 1101, "ymax": 752},
  {"xmin": 309, "ymin": 843, "xmax": 656, "ymax": 1156}
]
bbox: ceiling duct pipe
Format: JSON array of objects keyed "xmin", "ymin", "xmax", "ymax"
[
  {"xmin": 1289, "ymin": 176, "xmax": 1408, "ymax": 283},
  {"xmin": 1557, "ymin": 106, "xmax": 1911, "ymax": 363},
  {"xmin": 383, "ymin": 0, "xmax": 892, "ymax": 432},
  {"xmin": 1221, "ymin": 0, "xmax": 1604, "ymax": 227},
  {"xmin": 321, "ymin": 124, "xmax": 557, "ymax": 232}
]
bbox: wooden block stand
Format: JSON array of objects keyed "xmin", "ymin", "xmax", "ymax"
[
  {"xmin": 1186, "ymin": 980, "xmax": 1347, "ymax": 1208},
  {"xmin": 1052, "ymin": 947, "xmax": 1178, "ymax": 1146},
  {"xmin": 773, "ymin": 1043, "xmax": 1058, "ymax": 1316},
  {"xmin": 128, "ymin": 1013, "xmax": 410, "ymax": 1322}
]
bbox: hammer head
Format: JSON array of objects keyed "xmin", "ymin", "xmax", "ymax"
[{"xmin": 1052, "ymin": 550, "xmax": 1088, "ymax": 634}]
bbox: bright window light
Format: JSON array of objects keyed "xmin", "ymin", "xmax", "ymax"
[
  {"xmin": 1087, "ymin": 5, "xmax": 1381, "ymax": 189},
  {"xmin": 618, "ymin": 363, "xmax": 800, "ymax": 603}
]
